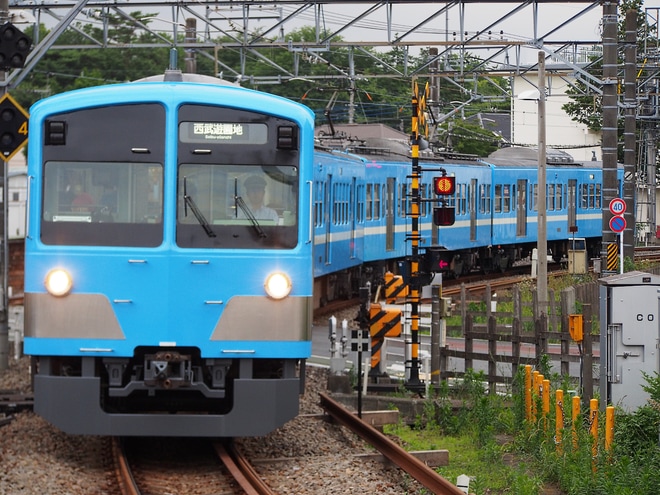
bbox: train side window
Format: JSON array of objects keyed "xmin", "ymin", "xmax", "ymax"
[
  {"xmin": 502, "ymin": 184, "xmax": 510, "ymax": 213},
  {"xmin": 556, "ymin": 184, "xmax": 563, "ymax": 210},
  {"xmin": 530, "ymin": 184, "xmax": 538, "ymax": 211},
  {"xmin": 314, "ymin": 180, "xmax": 324, "ymax": 228},
  {"xmin": 373, "ymin": 184, "xmax": 381, "ymax": 220},
  {"xmin": 548, "ymin": 184, "xmax": 555, "ymax": 211},
  {"xmin": 494, "ymin": 184, "xmax": 502, "ymax": 213},
  {"xmin": 357, "ymin": 184, "xmax": 365, "ymax": 223},
  {"xmin": 595, "ymin": 183, "xmax": 601, "ymax": 209},
  {"xmin": 366, "ymin": 183, "xmax": 373, "ymax": 220}
]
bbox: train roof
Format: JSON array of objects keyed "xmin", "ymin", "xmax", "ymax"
[
  {"xmin": 315, "ymin": 123, "xmax": 484, "ymax": 166},
  {"xmin": 483, "ymin": 146, "xmax": 604, "ymax": 168}
]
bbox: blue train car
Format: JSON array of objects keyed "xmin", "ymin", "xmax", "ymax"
[
  {"xmin": 307, "ymin": 124, "xmax": 623, "ymax": 302},
  {"xmin": 24, "ymin": 73, "xmax": 315, "ymax": 437},
  {"xmin": 312, "ymin": 148, "xmax": 365, "ymax": 306},
  {"xmin": 486, "ymin": 147, "xmax": 621, "ymax": 263}
]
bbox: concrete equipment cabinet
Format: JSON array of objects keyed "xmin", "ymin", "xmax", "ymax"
[{"xmin": 599, "ymin": 271, "xmax": 660, "ymax": 411}]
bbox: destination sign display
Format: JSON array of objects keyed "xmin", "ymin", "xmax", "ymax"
[{"xmin": 179, "ymin": 122, "xmax": 267, "ymax": 144}]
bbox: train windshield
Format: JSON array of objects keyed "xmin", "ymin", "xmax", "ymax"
[
  {"xmin": 41, "ymin": 161, "xmax": 163, "ymax": 247},
  {"xmin": 176, "ymin": 164, "xmax": 298, "ymax": 249}
]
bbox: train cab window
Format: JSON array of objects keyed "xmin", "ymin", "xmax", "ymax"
[
  {"xmin": 176, "ymin": 164, "xmax": 298, "ymax": 249},
  {"xmin": 41, "ymin": 161, "xmax": 163, "ymax": 246}
]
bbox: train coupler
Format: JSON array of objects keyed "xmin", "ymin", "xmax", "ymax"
[{"xmin": 144, "ymin": 351, "xmax": 193, "ymax": 389}]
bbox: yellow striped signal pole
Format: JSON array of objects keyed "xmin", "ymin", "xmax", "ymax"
[{"xmin": 405, "ymin": 81, "xmax": 428, "ymax": 392}]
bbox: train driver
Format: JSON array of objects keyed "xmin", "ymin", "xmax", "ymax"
[{"xmin": 239, "ymin": 175, "xmax": 279, "ymax": 223}]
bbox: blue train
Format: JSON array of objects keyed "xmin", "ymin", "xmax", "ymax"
[
  {"xmin": 23, "ymin": 72, "xmax": 619, "ymax": 437},
  {"xmin": 311, "ymin": 125, "xmax": 621, "ymax": 306},
  {"xmin": 24, "ymin": 73, "xmax": 315, "ymax": 437}
]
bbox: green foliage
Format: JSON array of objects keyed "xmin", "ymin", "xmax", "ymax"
[
  {"xmin": 17, "ymin": 17, "xmax": 513, "ymax": 152},
  {"xmin": 388, "ymin": 368, "xmax": 660, "ymax": 493},
  {"xmin": 437, "ymin": 119, "xmax": 502, "ymax": 157}
]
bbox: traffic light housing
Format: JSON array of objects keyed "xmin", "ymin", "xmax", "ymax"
[
  {"xmin": 0, "ymin": 23, "xmax": 31, "ymax": 69},
  {"xmin": 433, "ymin": 206, "xmax": 455, "ymax": 226},
  {"xmin": 425, "ymin": 247, "xmax": 454, "ymax": 273},
  {"xmin": 0, "ymin": 93, "xmax": 29, "ymax": 160},
  {"xmin": 433, "ymin": 175, "xmax": 455, "ymax": 195}
]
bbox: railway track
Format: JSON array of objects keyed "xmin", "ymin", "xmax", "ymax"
[
  {"xmin": 0, "ymin": 391, "xmax": 33, "ymax": 427},
  {"xmin": 112, "ymin": 436, "xmax": 276, "ymax": 495},
  {"xmin": 319, "ymin": 392, "xmax": 465, "ymax": 495}
]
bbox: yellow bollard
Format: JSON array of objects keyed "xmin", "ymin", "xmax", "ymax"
[
  {"xmin": 590, "ymin": 398, "xmax": 599, "ymax": 469},
  {"xmin": 572, "ymin": 395, "xmax": 580, "ymax": 450},
  {"xmin": 525, "ymin": 365, "xmax": 532, "ymax": 423},
  {"xmin": 533, "ymin": 372, "xmax": 543, "ymax": 422},
  {"xmin": 605, "ymin": 406, "xmax": 615, "ymax": 453},
  {"xmin": 555, "ymin": 390, "xmax": 564, "ymax": 452},
  {"xmin": 542, "ymin": 379, "xmax": 550, "ymax": 431}
]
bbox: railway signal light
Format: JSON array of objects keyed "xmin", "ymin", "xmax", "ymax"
[
  {"xmin": 433, "ymin": 206, "xmax": 455, "ymax": 226},
  {"xmin": 433, "ymin": 175, "xmax": 455, "ymax": 195},
  {"xmin": 0, "ymin": 22, "xmax": 31, "ymax": 69},
  {"xmin": 425, "ymin": 247, "xmax": 454, "ymax": 273},
  {"xmin": 0, "ymin": 93, "xmax": 29, "ymax": 161}
]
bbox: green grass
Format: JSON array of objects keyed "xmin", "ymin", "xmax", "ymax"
[{"xmin": 384, "ymin": 423, "xmax": 545, "ymax": 494}]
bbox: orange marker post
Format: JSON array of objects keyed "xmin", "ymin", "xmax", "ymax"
[
  {"xmin": 572, "ymin": 395, "xmax": 580, "ymax": 450},
  {"xmin": 524, "ymin": 365, "xmax": 532, "ymax": 422},
  {"xmin": 555, "ymin": 389, "xmax": 564, "ymax": 452},
  {"xmin": 542, "ymin": 379, "xmax": 550, "ymax": 431}
]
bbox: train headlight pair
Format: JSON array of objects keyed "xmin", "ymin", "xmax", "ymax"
[
  {"xmin": 45, "ymin": 268, "xmax": 73, "ymax": 297},
  {"xmin": 264, "ymin": 272, "xmax": 292, "ymax": 299}
]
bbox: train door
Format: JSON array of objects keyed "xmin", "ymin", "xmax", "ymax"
[
  {"xmin": 386, "ymin": 177, "xmax": 395, "ymax": 251},
  {"xmin": 470, "ymin": 178, "xmax": 477, "ymax": 241},
  {"xmin": 516, "ymin": 179, "xmax": 527, "ymax": 236},
  {"xmin": 567, "ymin": 179, "xmax": 577, "ymax": 231},
  {"xmin": 325, "ymin": 174, "xmax": 332, "ymax": 264}
]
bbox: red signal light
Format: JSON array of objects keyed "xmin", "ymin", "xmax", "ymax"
[
  {"xmin": 433, "ymin": 206, "xmax": 455, "ymax": 226},
  {"xmin": 433, "ymin": 176, "xmax": 455, "ymax": 195}
]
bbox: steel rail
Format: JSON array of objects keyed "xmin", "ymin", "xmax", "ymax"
[
  {"xmin": 319, "ymin": 392, "xmax": 465, "ymax": 495},
  {"xmin": 213, "ymin": 441, "xmax": 276, "ymax": 495},
  {"xmin": 111, "ymin": 437, "xmax": 141, "ymax": 495}
]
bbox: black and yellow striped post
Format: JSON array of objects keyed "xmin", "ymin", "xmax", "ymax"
[
  {"xmin": 406, "ymin": 80, "xmax": 429, "ymax": 393},
  {"xmin": 369, "ymin": 303, "xmax": 402, "ymax": 377},
  {"xmin": 606, "ymin": 242, "xmax": 619, "ymax": 272}
]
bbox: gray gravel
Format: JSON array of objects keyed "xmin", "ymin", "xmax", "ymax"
[{"xmin": 0, "ymin": 357, "xmax": 426, "ymax": 494}]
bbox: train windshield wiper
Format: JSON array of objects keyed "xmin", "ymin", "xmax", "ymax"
[
  {"xmin": 235, "ymin": 195, "xmax": 267, "ymax": 238},
  {"xmin": 183, "ymin": 177, "xmax": 216, "ymax": 238}
]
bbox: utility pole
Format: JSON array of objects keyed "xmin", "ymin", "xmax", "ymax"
[
  {"xmin": 600, "ymin": 1, "xmax": 619, "ymax": 275},
  {"xmin": 622, "ymin": 9, "xmax": 636, "ymax": 261},
  {"xmin": 537, "ymin": 52, "xmax": 548, "ymax": 316},
  {"xmin": 0, "ymin": 0, "xmax": 9, "ymax": 372}
]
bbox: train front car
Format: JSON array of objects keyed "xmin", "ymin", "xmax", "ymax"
[{"xmin": 24, "ymin": 79, "xmax": 314, "ymax": 437}]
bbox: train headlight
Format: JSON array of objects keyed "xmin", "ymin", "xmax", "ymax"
[
  {"xmin": 264, "ymin": 272, "xmax": 291, "ymax": 300},
  {"xmin": 45, "ymin": 268, "xmax": 73, "ymax": 297}
]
